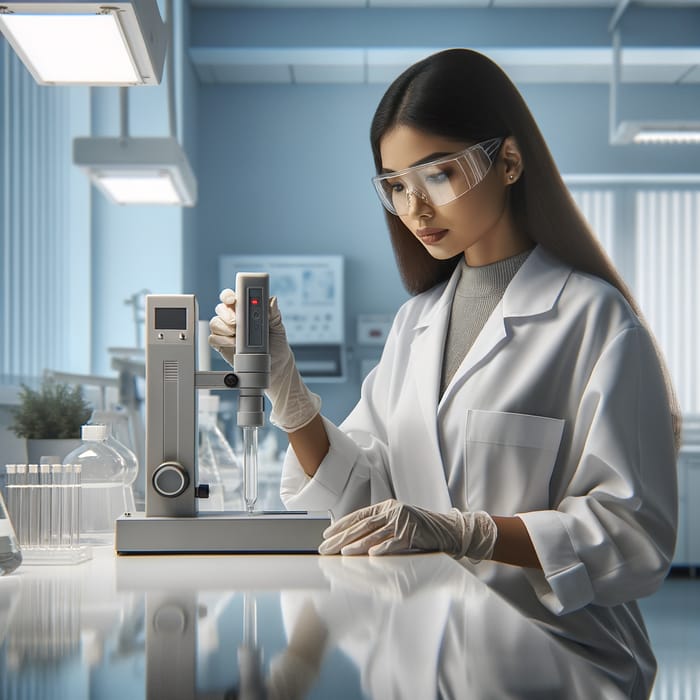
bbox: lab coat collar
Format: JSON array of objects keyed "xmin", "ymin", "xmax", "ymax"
[
  {"xmin": 412, "ymin": 245, "xmax": 571, "ymax": 333},
  {"xmin": 501, "ymin": 245, "xmax": 572, "ymax": 319},
  {"xmin": 412, "ymin": 268, "xmax": 460, "ymax": 333}
]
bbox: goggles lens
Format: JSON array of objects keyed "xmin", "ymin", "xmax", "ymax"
[{"xmin": 372, "ymin": 137, "xmax": 504, "ymax": 215}]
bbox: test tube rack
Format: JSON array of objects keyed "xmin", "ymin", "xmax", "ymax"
[{"xmin": 4, "ymin": 464, "xmax": 91, "ymax": 565}]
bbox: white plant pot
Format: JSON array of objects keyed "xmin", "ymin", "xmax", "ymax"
[{"xmin": 25, "ymin": 438, "xmax": 82, "ymax": 464}]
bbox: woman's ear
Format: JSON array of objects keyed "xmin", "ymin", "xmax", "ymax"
[{"xmin": 501, "ymin": 136, "xmax": 523, "ymax": 185}]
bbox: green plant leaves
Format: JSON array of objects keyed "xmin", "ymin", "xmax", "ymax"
[{"xmin": 9, "ymin": 379, "xmax": 92, "ymax": 439}]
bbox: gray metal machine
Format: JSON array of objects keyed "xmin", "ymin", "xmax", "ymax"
[{"xmin": 115, "ymin": 273, "xmax": 330, "ymax": 554}]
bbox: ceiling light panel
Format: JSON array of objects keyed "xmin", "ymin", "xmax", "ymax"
[
  {"xmin": 73, "ymin": 137, "xmax": 197, "ymax": 206},
  {"xmin": 0, "ymin": 1, "xmax": 167, "ymax": 85}
]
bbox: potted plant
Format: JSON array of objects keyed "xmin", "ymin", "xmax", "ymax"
[{"xmin": 9, "ymin": 378, "xmax": 93, "ymax": 463}]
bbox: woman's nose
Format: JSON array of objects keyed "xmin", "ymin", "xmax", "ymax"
[{"xmin": 405, "ymin": 188, "xmax": 432, "ymax": 215}]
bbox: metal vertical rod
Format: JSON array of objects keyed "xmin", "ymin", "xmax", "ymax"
[
  {"xmin": 610, "ymin": 29, "xmax": 622, "ymax": 143},
  {"xmin": 119, "ymin": 87, "xmax": 129, "ymax": 139},
  {"xmin": 165, "ymin": 0, "xmax": 176, "ymax": 139}
]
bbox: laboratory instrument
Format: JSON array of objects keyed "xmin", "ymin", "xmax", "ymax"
[
  {"xmin": 220, "ymin": 255, "xmax": 346, "ymax": 379},
  {"xmin": 115, "ymin": 272, "xmax": 330, "ymax": 554}
]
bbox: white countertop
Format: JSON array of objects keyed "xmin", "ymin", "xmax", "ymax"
[{"xmin": 0, "ymin": 545, "xmax": 630, "ymax": 699}]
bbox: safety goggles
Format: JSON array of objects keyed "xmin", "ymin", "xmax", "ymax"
[{"xmin": 372, "ymin": 137, "xmax": 504, "ymax": 216}]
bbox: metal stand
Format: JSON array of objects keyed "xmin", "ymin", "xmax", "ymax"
[{"xmin": 115, "ymin": 511, "xmax": 330, "ymax": 554}]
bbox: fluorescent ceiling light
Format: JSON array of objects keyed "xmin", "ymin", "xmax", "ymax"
[
  {"xmin": 632, "ymin": 128, "xmax": 700, "ymax": 145},
  {"xmin": 612, "ymin": 120, "xmax": 700, "ymax": 145},
  {"xmin": 73, "ymin": 137, "xmax": 197, "ymax": 206},
  {"xmin": 608, "ymin": 23, "xmax": 700, "ymax": 147},
  {"xmin": 0, "ymin": 1, "xmax": 166, "ymax": 85}
]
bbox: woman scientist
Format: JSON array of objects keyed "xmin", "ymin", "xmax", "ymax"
[{"xmin": 210, "ymin": 49, "xmax": 679, "ymax": 694}]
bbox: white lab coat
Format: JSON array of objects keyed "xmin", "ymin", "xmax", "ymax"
[
  {"xmin": 281, "ymin": 245, "xmax": 677, "ymax": 684},
  {"xmin": 279, "ymin": 555, "xmax": 636, "ymax": 698}
]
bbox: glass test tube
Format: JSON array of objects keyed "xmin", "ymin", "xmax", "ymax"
[
  {"xmin": 243, "ymin": 593, "xmax": 258, "ymax": 648},
  {"xmin": 59, "ymin": 464, "xmax": 68, "ymax": 549},
  {"xmin": 16, "ymin": 464, "xmax": 27, "ymax": 547},
  {"xmin": 51, "ymin": 463, "xmax": 62, "ymax": 548},
  {"xmin": 40, "ymin": 463, "xmax": 51, "ymax": 548},
  {"xmin": 27, "ymin": 464, "xmax": 39, "ymax": 548},
  {"xmin": 243, "ymin": 427, "xmax": 258, "ymax": 513},
  {"xmin": 60, "ymin": 465, "xmax": 71, "ymax": 549},
  {"xmin": 71, "ymin": 464, "xmax": 81, "ymax": 548}
]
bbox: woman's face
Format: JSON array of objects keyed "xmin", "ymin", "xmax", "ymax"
[{"xmin": 378, "ymin": 125, "xmax": 527, "ymax": 266}]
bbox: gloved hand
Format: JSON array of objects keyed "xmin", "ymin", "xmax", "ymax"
[
  {"xmin": 266, "ymin": 600, "xmax": 327, "ymax": 700},
  {"xmin": 318, "ymin": 499, "xmax": 497, "ymax": 561},
  {"xmin": 209, "ymin": 289, "xmax": 321, "ymax": 431}
]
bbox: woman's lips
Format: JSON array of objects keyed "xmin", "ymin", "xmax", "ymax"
[{"xmin": 416, "ymin": 228, "xmax": 448, "ymax": 245}]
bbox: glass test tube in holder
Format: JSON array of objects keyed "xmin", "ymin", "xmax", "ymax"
[{"xmin": 4, "ymin": 463, "xmax": 91, "ymax": 565}]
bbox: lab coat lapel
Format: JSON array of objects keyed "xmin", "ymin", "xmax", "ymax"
[
  {"xmin": 406, "ymin": 272, "xmax": 459, "ymax": 512},
  {"xmin": 439, "ymin": 302, "xmax": 510, "ymax": 408},
  {"xmin": 438, "ymin": 246, "xmax": 571, "ymax": 406}
]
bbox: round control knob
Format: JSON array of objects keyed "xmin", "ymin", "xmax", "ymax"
[
  {"xmin": 153, "ymin": 462, "xmax": 189, "ymax": 498},
  {"xmin": 153, "ymin": 605, "xmax": 187, "ymax": 634}
]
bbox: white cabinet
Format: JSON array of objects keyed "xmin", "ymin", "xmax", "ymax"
[{"xmin": 673, "ymin": 447, "xmax": 700, "ymax": 569}]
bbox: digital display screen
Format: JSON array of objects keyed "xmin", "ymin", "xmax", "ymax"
[{"xmin": 155, "ymin": 307, "xmax": 187, "ymax": 330}]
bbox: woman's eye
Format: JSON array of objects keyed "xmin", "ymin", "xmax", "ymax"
[
  {"xmin": 425, "ymin": 169, "xmax": 450, "ymax": 185},
  {"xmin": 388, "ymin": 181, "xmax": 404, "ymax": 193}
]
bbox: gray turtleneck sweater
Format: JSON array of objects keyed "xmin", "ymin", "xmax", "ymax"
[{"xmin": 440, "ymin": 250, "xmax": 532, "ymax": 395}]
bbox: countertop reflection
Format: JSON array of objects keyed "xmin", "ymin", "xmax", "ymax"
[{"xmin": 0, "ymin": 548, "xmax": 627, "ymax": 699}]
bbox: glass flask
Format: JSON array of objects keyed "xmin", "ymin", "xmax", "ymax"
[
  {"xmin": 63, "ymin": 424, "xmax": 127, "ymax": 546},
  {"xmin": 89, "ymin": 410, "xmax": 138, "ymax": 513},
  {"xmin": 0, "ymin": 488, "xmax": 22, "ymax": 575},
  {"xmin": 198, "ymin": 394, "xmax": 243, "ymax": 512}
]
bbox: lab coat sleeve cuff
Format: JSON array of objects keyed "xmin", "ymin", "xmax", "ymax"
[
  {"xmin": 516, "ymin": 510, "xmax": 594, "ymax": 615},
  {"xmin": 281, "ymin": 417, "xmax": 361, "ymax": 512}
]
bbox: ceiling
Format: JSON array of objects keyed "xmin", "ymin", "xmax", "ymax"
[
  {"xmin": 190, "ymin": 46, "xmax": 700, "ymax": 84},
  {"xmin": 189, "ymin": 1, "xmax": 700, "ymax": 6},
  {"xmin": 188, "ymin": 1, "xmax": 700, "ymax": 84}
]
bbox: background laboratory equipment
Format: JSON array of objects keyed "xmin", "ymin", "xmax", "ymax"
[
  {"xmin": 197, "ymin": 393, "xmax": 243, "ymax": 512},
  {"xmin": 220, "ymin": 255, "xmax": 346, "ymax": 380},
  {"xmin": 0, "ymin": 487, "xmax": 22, "ymax": 576},
  {"xmin": 115, "ymin": 273, "xmax": 330, "ymax": 554},
  {"xmin": 64, "ymin": 424, "xmax": 128, "ymax": 546},
  {"xmin": 90, "ymin": 409, "xmax": 139, "ymax": 513}
]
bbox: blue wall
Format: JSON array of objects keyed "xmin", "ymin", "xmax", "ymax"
[
  {"xmin": 6, "ymin": 2, "xmax": 698, "ymax": 427},
  {"xmin": 194, "ymin": 82, "xmax": 405, "ymax": 423},
  {"xmin": 190, "ymin": 72, "xmax": 700, "ymax": 425}
]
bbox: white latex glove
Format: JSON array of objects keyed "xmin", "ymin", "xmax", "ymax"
[
  {"xmin": 266, "ymin": 599, "xmax": 327, "ymax": 700},
  {"xmin": 318, "ymin": 498, "xmax": 497, "ymax": 561},
  {"xmin": 209, "ymin": 289, "xmax": 321, "ymax": 431}
]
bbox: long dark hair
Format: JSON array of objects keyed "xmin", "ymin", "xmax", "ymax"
[{"xmin": 370, "ymin": 48, "xmax": 681, "ymax": 448}]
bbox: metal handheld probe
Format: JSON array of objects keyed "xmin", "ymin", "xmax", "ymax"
[{"xmin": 234, "ymin": 273, "xmax": 270, "ymax": 514}]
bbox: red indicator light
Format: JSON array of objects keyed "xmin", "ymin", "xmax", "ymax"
[{"xmin": 251, "ymin": 298, "xmax": 259, "ymax": 305}]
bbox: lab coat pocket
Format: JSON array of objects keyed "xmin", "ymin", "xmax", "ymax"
[{"xmin": 465, "ymin": 410, "xmax": 565, "ymax": 514}]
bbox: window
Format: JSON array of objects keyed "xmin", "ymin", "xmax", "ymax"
[
  {"xmin": 1, "ymin": 46, "xmax": 90, "ymax": 380},
  {"xmin": 570, "ymin": 182, "xmax": 700, "ymax": 417}
]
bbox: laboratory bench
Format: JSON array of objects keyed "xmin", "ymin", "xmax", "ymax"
[{"xmin": 0, "ymin": 546, "xmax": 632, "ymax": 699}]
